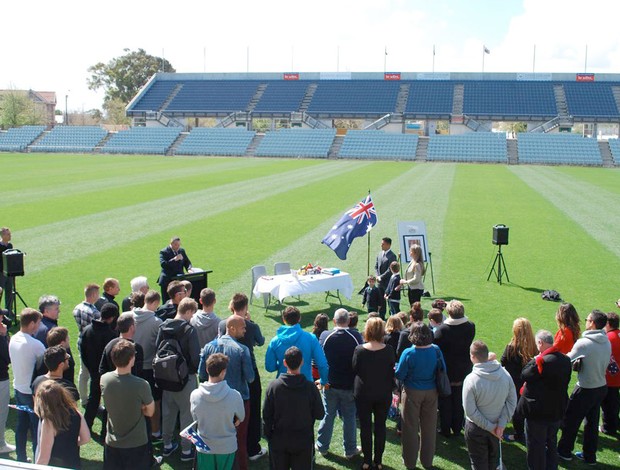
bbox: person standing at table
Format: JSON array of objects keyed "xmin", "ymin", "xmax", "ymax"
[
  {"xmin": 375, "ymin": 238, "xmax": 397, "ymax": 318},
  {"xmin": 158, "ymin": 237, "xmax": 193, "ymax": 302}
]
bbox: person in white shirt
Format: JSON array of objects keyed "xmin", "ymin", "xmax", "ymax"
[{"xmin": 9, "ymin": 308, "xmax": 45, "ymax": 462}]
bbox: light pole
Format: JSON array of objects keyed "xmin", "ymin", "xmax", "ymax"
[{"xmin": 65, "ymin": 94, "xmax": 69, "ymax": 126}]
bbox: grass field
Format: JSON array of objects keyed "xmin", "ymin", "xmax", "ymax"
[{"xmin": 1, "ymin": 152, "xmax": 619, "ymax": 469}]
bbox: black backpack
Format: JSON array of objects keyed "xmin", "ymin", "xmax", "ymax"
[
  {"xmin": 541, "ymin": 290, "xmax": 562, "ymax": 302},
  {"xmin": 153, "ymin": 330, "xmax": 189, "ymax": 392}
]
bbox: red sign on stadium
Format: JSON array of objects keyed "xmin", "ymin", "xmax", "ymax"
[
  {"xmin": 576, "ymin": 73, "xmax": 595, "ymax": 82},
  {"xmin": 384, "ymin": 73, "xmax": 401, "ymax": 81},
  {"xmin": 283, "ymin": 73, "xmax": 299, "ymax": 80}
]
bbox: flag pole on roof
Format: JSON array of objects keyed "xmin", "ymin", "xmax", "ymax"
[{"xmin": 322, "ymin": 192, "xmax": 377, "ymax": 261}]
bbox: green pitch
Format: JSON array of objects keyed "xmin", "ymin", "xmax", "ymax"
[{"xmin": 2, "ymin": 153, "xmax": 619, "ymax": 469}]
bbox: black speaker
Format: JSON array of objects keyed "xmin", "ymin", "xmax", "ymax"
[
  {"xmin": 2, "ymin": 249, "xmax": 24, "ymax": 276},
  {"xmin": 492, "ymin": 225, "xmax": 509, "ymax": 246}
]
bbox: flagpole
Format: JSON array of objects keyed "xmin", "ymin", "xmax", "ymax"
[
  {"xmin": 532, "ymin": 44, "xmax": 536, "ymax": 73},
  {"xmin": 432, "ymin": 45, "xmax": 435, "ymax": 74},
  {"xmin": 482, "ymin": 45, "xmax": 485, "ymax": 74},
  {"xmin": 384, "ymin": 46, "xmax": 387, "ymax": 74},
  {"xmin": 367, "ymin": 189, "xmax": 371, "ymax": 277},
  {"xmin": 584, "ymin": 44, "xmax": 588, "ymax": 73}
]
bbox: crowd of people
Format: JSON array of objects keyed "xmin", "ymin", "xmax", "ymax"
[{"xmin": 0, "ymin": 232, "xmax": 618, "ymax": 470}]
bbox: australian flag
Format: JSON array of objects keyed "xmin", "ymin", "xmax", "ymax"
[
  {"xmin": 322, "ymin": 195, "xmax": 378, "ymax": 260},
  {"xmin": 180, "ymin": 421, "xmax": 211, "ymax": 452}
]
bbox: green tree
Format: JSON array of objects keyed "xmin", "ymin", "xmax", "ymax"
[
  {"xmin": 0, "ymin": 89, "xmax": 45, "ymax": 128},
  {"xmin": 104, "ymin": 97, "xmax": 131, "ymax": 125},
  {"xmin": 87, "ymin": 48, "xmax": 175, "ymax": 108}
]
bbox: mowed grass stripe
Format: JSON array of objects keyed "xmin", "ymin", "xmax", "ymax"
[
  {"xmin": 18, "ymin": 160, "xmax": 370, "ymax": 275},
  {"xmin": 3, "ymin": 157, "xmax": 325, "ymax": 227},
  {"xmin": 510, "ymin": 165, "xmax": 620, "ymax": 259},
  {"xmin": 0, "ymin": 155, "xmax": 283, "ymax": 207},
  {"xmin": 215, "ymin": 163, "xmax": 457, "ymax": 306}
]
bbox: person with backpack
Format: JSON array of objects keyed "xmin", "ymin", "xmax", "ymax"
[{"xmin": 154, "ymin": 297, "xmax": 200, "ymax": 462}]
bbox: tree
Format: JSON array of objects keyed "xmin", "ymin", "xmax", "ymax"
[
  {"xmin": 87, "ymin": 48, "xmax": 175, "ymax": 108},
  {"xmin": 103, "ymin": 97, "xmax": 131, "ymax": 125},
  {"xmin": 0, "ymin": 89, "xmax": 46, "ymax": 128}
]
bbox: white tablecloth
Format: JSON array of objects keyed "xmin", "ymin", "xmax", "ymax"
[{"xmin": 253, "ymin": 272, "xmax": 354, "ymax": 302}]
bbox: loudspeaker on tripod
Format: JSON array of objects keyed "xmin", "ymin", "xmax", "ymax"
[
  {"xmin": 492, "ymin": 225, "xmax": 509, "ymax": 246},
  {"xmin": 2, "ymin": 249, "xmax": 24, "ymax": 277}
]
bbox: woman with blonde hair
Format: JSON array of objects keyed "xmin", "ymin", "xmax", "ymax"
[
  {"xmin": 34, "ymin": 379, "xmax": 90, "ymax": 468},
  {"xmin": 353, "ymin": 318, "xmax": 395, "ymax": 470},
  {"xmin": 553, "ymin": 303, "xmax": 581, "ymax": 354},
  {"xmin": 500, "ymin": 317, "xmax": 537, "ymax": 443},
  {"xmin": 400, "ymin": 244, "xmax": 426, "ymax": 306}
]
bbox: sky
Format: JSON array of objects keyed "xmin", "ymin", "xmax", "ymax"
[{"xmin": 2, "ymin": 0, "xmax": 620, "ymax": 112}]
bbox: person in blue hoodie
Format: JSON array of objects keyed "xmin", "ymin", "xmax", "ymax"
[{"xmin": 265, "ymin": 307, "xmax": 328, "ymax": 386}]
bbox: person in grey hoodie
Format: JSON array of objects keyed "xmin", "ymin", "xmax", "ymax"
[
  {"xmin": 190, "ymin": 288, "xmax": 220, "ymax": 349},
  {"xmin": 190, "ymin": 353, "xmax": 245, "ymax": 470},
  {"xmin": 462, "ymin": 340, "xmax": 516, "ymax": 470},
  {"xmin": 558, "ymin": 309, "xmax": 612, "ymax": 464},
  {"xmin": 133, "ymin": 290, "xmax": 163, "ymax": 439}
]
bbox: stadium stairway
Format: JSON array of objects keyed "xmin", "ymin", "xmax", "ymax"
[
  {"xmin": 328, "ymin": 135, "xmax": 344, "ymax": 159},
  {"xmin": 93, "ymin": 132, "xmax": 114, "ymax": 154},
  {"xmin": 247, "ymin": 84, "xmax": 268, "ymax": 112},
  {"xmin": 25, "ymin": 130, "xmax": 48, "ymax": 151},
  {"xmin": 415, "ymin": 136, "xmax": 429, "ymax": 162},
  {"xmin": 452, "ymin": 84, "xmax": 464, "ymax": 116},
  {"xmin": 395, "ymin": 84, "xmax": 410, "ymax": 114},
  {"xmin": 167, "ymin": 132, "xmax": 189, "ymax": 156},
  {"xmin": 598, "ymin": 140, "xmax": 614, "ymax": 167},
  {"xmin": 507, "ymin": 139, "xmax": 518, "ymax": 164},
  {"xmin": 160, "ymin": 84, "xmax": 184, "ymax": 112},
  {"xmin": 245, "ymin": 133, "xmax": 265, "ymax": 157},
  {"xmin": 299, "ymin": 84, "xmax": 318, "ymax": 113},
  {"xmin": 553, "ymin": 84, "xmax": 571, "ymax": 124}
]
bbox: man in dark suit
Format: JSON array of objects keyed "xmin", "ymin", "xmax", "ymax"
[
  {"xmin": 517, "ymin": 329, "xmax": 571, "ymax": 470},
  {"xmin": 0, "ymin": 227, "xmax": 14, "ymax": 312},
  {"xmin": 375, "ymin": 237, "xmax": 397, "ymax": 317},
  {"xmin": 158, "ymin": 237, "xmax": 193, "ymax": 302}
]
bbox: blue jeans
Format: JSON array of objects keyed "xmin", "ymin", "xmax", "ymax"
[
  {"xmin": 15, "ymin": 391, "xmax": 38, "ymax": 462},
  {"xmin": 317, "ymin": 387, "xmax": 357, "ymax": 455}
]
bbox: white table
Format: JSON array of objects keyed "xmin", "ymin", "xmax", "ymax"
[{"xmin": 253, "ymin": 272, "xmax": 354, "ymax": 304}]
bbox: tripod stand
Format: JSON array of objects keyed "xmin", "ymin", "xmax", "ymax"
[
  {"xmin": 6, "ymin": 275, "xmax": 28, "ymax": 320},
  {"xmin": 487, "ymin": 245, "xmax": 510, "ymax": 285}
]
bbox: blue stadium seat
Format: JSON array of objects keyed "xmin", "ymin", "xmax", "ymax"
[
  {"xmin": 255, "ymin": 129, "xmax": 336, "ymax": 158},
  {"xmin": 517, "ymin": 133, "xmax": 602, "ymax": 166},
  {"xmin": 101, "ymin": 127, "xmax": 181, "ymax": 155},
  {"xmin": 339, "ymin": 130, "xmax": 418, "ymax": 160},
  {"xmin": 427, "ymin": 133, "xmax": 508, "ymax": 163},
  {"xmin": 30, "ymin": 126, "xmax": 108, "ymax": 153},
  {"xmin": 175, "ymin": 128, "xmax": 256, "ymax": 156},
  {"xmin": 0, "ymin": 125, "xmax": 46, "ymax": 152}
]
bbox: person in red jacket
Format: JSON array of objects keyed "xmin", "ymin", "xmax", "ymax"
[
  {"xmin": 553, "ymin": 303, "xmax": 581, "ymax": 354},
  {"xmin": 601, "ymin": 312, "xmax": 620, "ymax": 435}
]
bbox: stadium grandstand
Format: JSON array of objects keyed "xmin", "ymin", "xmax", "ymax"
[{"xmin": 2, "ymin": 71, "xmax": 620, "ymax": 166}]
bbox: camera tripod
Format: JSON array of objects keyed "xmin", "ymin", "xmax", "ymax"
[{"xmin": 487, "ymin": 245, "xmax": 510, "ymax": 285}]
